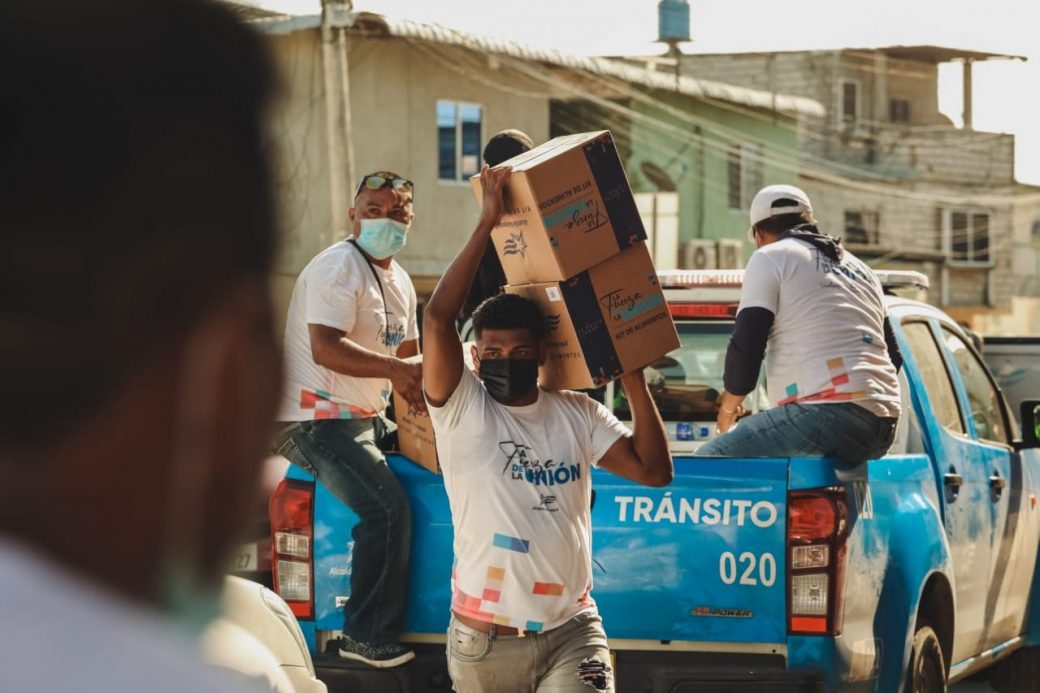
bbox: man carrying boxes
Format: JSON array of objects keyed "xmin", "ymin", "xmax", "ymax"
[{"xmin": 422, "ymin": 133, "xmax": 676, "ymax": 693}]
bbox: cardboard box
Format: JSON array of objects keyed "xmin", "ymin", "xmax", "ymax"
[
  {"xmin": 506, "ymin": 241, "xmax": 680, "ymax": 390},
  {"xmin": 392, "ymin": 356, "xmax": 439, "ymax": 474},
  {"xmin": 471, "ymin": 131, "xmax": 647, "ymax": 285},
  {"xmin": 391, "ymin": 348, "xmax": 477, "ymax": 474},
  {"xmin": 393, "ymin": 387, "xmax": 439, "ymax": 474}
]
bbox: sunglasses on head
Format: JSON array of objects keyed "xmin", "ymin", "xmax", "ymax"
[{"xmin": 354, "ymin": 174, "xmax": 414, "ymax": 199}]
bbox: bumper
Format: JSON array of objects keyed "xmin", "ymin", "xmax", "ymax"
[
  {"xmin": 311, "ymin": 643, "xmax": 826, "ymax": 693},
  {"xmin": 615, "ymin": 651, "xmax": 825, "ymax": 693},
  {"xmin": 313, "ymin": 644, "xmax": 451, "ymax": 693}
]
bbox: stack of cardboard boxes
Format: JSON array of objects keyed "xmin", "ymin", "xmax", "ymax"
[
  {"xmin": 477, "ymin": 130, "xmax": 680, "ymax": 391},
  {"xmin": 396, "ymin": 131, "xmax": 680, "ymax": 473}
]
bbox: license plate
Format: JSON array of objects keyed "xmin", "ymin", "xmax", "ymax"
[{"xmin": 233, "ymin": 542, "xmax": 258, "ymax": 571}]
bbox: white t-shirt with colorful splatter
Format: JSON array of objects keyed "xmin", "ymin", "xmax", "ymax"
[
  {"xmin": 739, "ymin": 238, "xmax": 901, "ymax": 418},
  {"xmin": 278, "ymin": 240, "xmax": 418, "ymax": 421},
  {"xmin": 428, "ymin": 369, "xmax": 629, "ymax": 633}
]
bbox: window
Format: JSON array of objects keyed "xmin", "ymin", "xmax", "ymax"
[
  {"xmin": 901, "ymin": 322, "xmax": 964, "ymax": 435},
  {"xmin": 941, "ymin": 209, "xmax": 990, "ymax": 264},
  {"xmin": 611, "ymin": 322, "xmax": 768, "ymax": 422},
  {"xmin": 889, "ymin": 99, "xmax": 910, "ymax": 123},
  {"xmin": 941, "ymin": 327, "xmax": 1010, "ymax": 445},
  {"xmin": 727, "ymin": 143, "xmax": 763, "ymax": 210},
  {"xmin": 839, "ymin": 80, "xmax": 858, "ymax": 124},
  {"xmin": 844, "ymin": 210, "xmax": 880, "ymax": 245},
  {"xmin": 437, "ymin": 100, "xmax": 482, "ymax": 182}
]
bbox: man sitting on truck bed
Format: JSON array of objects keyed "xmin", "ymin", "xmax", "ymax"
[
  {"xmin": 273, "ymin": 171, "xmax": 424, "ymax": 668},
  {"xmin": 422, "ymin": 164, "xmax": 674, "ymax": 693},
  {"xmin": 697, "ymin": 184, "xmax": 903, "ymax": 465}
]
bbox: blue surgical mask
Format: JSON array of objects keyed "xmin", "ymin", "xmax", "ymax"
[{"xmin": 356, "ymin": 218, "xmax": 408, "ymax": 260}]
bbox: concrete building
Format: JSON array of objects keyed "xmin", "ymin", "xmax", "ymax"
[
  {"xmin": 239, "ymin": 5, "xmax": 822, "ymax": 317},
  {"xmin": 676, "ymin": 46, "xmax": 1038, "ymax": 328}
]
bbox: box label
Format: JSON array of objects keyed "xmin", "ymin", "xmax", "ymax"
[
  {"xmin": 582, "ymin": 136, "xmax": 646, "ymax": 250},
  {"xmin": 546, "ymin": 286, "xmax": 562, "ymax": 302},
  {"xmin": 561, "ymin": 272, "xmax": 623, "ymax": 386},
  {"xmin": 599, "ymin": 289, "xmax": 665, "ymax": 326},
  {"xmin": 500, "ymin": 230, "xmax": 529, "ymax": 258}
]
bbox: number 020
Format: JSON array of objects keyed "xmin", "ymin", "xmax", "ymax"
[{"xmin": 719, "ymin": 551, "xmax": 776, "ymax": 587}]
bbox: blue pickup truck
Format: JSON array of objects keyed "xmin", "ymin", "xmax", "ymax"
[{"xmin": 254, "ymin": 269, "xmax": 1040, "ymax": 692}]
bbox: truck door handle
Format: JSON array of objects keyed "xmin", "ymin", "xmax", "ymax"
[
  {"xmin": 990, "ymin": 475, "xmax": 1006, "ymax": 497},
  {"xmin": 944, "ymin": 473, "xmax": 964, "ymax": 487}
]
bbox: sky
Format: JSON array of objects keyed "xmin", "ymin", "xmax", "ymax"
[{"xmin": 246, "ymin": 0, "xmax": 1040, "ymax": 184}]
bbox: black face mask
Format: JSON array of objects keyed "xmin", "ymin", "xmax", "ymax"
[{"xmin": 478, "ymin": 358, "xmax": 539, "ymax": 405}]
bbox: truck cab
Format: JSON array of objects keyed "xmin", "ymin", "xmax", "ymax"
[{"xmin": 258, "ymin": 269, "xmax": 1040, "ymax": 692}]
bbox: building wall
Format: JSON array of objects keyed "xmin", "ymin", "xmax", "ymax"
[
  {"xmin": 263, "ymin": 28, "xmax": 551, "ymax": 311},
  {"xmin": 799, "ymin": 176, "xmax": 1015, "ymax": 308},
  {"xmin": 621, "ymin": 89, "xmax": 798, "ymax": 255},
  {"xmin": 682, "ymin": 49, "xmax": 1026, "ymax": 314},
  {"xmin": 264, "ymin": 29, "xmax": 335, "ymax": 326}
]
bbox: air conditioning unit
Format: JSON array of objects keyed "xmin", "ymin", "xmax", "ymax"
[
  {"xmin": 682, "ymin": 240, "xmax": 716, "ymax": 270},
  {"xmin": 716, "ymin": 239, "xmax": 744, "ymax": 269}
]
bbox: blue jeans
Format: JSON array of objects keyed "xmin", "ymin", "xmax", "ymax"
[
  {"xmin": 274, "ymin": 417, "xmax": 411, "ymax": 646},
  {"xmin": 695, "ymin": 403, "xmax": 897, "ymax": 465}
]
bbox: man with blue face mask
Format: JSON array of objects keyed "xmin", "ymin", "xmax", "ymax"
[{"xmin": 274, "ymin": 171, "xmax": 422, "ymax": 667}]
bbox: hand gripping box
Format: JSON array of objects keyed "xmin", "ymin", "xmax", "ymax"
[
  {"xmin": 470, "ymin": 130, "xmax": 647, "ymax": 285},
  {"xmin": 505, "ymin": 242, "xmax": 680, "ymax": 391}
]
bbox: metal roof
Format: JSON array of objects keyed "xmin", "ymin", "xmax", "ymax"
[
  {"xmin": 870, "ymin": 45, "xmax": 1027, "ymax": 63},
  {"xmin": 248, "ymin": 10, "xmax": 825, "ymax": 117},
  {"xmin": 683, "ymin": 45, "xmax": 1027, "ymax": 64}
]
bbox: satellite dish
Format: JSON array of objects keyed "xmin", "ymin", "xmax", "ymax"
[{"xmin": 640, "ymin": 161, "xmax": 677, "ymax": 192}]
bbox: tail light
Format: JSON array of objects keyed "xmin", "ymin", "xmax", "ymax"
[
  {"xmin": 669, "ymin": 303, "xmax": 739, "ymax": 318},
  {"xmin": 270, "ymin": 478, "xmax": 315, "ymax": 619},
  {"xmin": 787, "ymin": 489, "xmax": 849, "ymax": 636}
]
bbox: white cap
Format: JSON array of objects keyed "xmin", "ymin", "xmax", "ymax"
[{"xmin": 747, "ymin": 184, "xmax": 813, "ymax": 242}]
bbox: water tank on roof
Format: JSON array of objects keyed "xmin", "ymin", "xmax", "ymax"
[{"xmin": 658, "ymin": 0, "xmax": 691, "ymax": 44}]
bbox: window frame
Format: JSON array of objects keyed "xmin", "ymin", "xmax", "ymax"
[
  {"xmin": 938, "ymin": 324, "xmax": 1015, "ymax": 448},
  {"xmin": 843, "ymin": 209, "xmax": 880, "ymax": 245},
  {"xmin": 838, "ymin": 79, "xmax": 860, "ymax": 125},
  {"xmin": 727, "ymin": 142, "xmax": 764, "ymax": 212},
  {"xmin": 939, "ymin": 207, "xmax": 992, "ymax": 267},
  {"xmin": 889, "ymin": 98, "xmax": 910, "ymax": 124},
  {"xmin": 899, "ymin": 319, "xmax": 967, "ymax": 438},
  {"xmin": 436, "ymin": 99, "xmax": 484, "ymax": 186}
]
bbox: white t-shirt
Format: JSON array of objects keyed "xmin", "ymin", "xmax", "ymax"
[
  {"xmin": 0, "ymin": 538, "xmax": 265, "ymax": 693},
  {"xmin": 278, "ymin": 240, "xmax": 418, "ymax": 421},
  {"xmin": 428, "ymin": 369, "xmax": 629, "ymax": 633},
  {"xmin": 739, "ymin": 238, "xmax": 901, "ymax": 417}
]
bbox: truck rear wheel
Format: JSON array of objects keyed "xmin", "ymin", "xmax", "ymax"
[{"xmin": 905, "ymin": 623, "xmax": 947, "ymax": 693}]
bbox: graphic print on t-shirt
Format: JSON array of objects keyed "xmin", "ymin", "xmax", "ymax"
[
  {"xmin": 428, "ymin": 369, "xmax": 631, "ymax": 632},
  {"xmin": 379, "ymin": 319, "xmax": 407, "ymax": 350},
  {"xmin": 737, "ymin": 238, "xmax": 900, "ymax": 417},
  {"xmin": 498, "ymin": 440, "xmax": 582, "ymax": 490}
]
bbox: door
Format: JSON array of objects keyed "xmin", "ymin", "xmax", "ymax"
[
  {"xmin": 898, "ymin": 320, "xmax": 993, "ymax": 663},
  {"xmin": 939, "ymin": 326, "xmax": 1032, "ymax": 648}
]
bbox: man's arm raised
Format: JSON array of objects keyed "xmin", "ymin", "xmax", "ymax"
[{"xmin": 422, "ymin": 165, "xmax": 511, "ymax": 407}]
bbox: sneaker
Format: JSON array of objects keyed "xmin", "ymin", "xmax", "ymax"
[{"xmin": 338, "ymin": 636, "xmax": 415, "ymax": 668}]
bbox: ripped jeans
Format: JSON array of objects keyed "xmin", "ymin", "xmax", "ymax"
[{"xmin": 447, "ymin": 612, "xmax": 614, "ymax": 693}]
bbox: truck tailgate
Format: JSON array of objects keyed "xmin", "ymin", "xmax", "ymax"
[{"xmin": 590, "ymin": 457, "xmax": 789, "ymax": 644}]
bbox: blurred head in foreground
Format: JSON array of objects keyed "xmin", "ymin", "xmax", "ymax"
[{"xmin": 0, "ymin": 0, "xmax": 280, "ymax": 625}]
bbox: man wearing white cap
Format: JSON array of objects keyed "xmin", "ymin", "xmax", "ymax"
[{"xmin": 696, "ymin": 185, "xmax": 903, "ymax": 465}]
